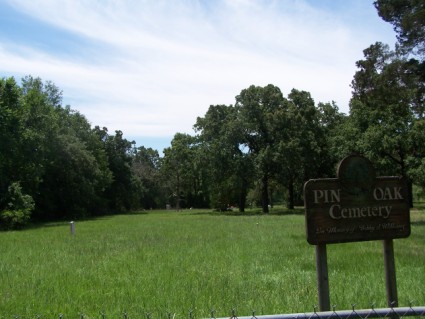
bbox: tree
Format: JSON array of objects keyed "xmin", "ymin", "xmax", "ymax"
[
  {"xmin": 132, "ymin": 146, "xmax": 163, "ymax": 209},
  {"xmin": 374, "ymin": 0, "xmax": 425, "ymax": 57},
  {"xmin": 1, "ymin": 76, "xmax": 115, "ymax": 220},
  {"xmin": 316, "ymin": 101, "xmax": 348, "ymax": 172},
  {"xmin": 235, "ymin": 84, "xmax": 285, "ymax": 213},
  {"xmin": 160, "ymin": 133, "xmax": 199, "ymax": 210},
  {"xmin": 10, "ymin": 76, "xmax": 63, "ymax": 216},
  {"xmin": 348, "ymin": 42, "xmax": 425, "ymax": 204},
  {"xmin": 194, "ymin": 104, "xmax": 254, "ymax": 211},
  {"xmin": 0, "ymin": 77, "xmax": 24, "ymax": 210},
  {"xmin": 1, "ymin": 75, "xmax": 176, "ymax": 224},
  {"xmin": 36, "ymin": 108, "xmax": 113, "ymax": 218},
  {"xmin": 273, "ymin": 89, "xmax": 328, "ymax": 209},
  {"xmin": 266, "ymin": 89, "xmax": 343, "ymax": 209},
  {"xmin": 103, "ymin": 130, "xmax": 141, "ymax": 211}
]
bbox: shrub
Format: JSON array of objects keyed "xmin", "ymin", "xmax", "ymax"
[
  {"xmin": 0, "ymin": 209, "xmax": 32, "ymax": 229},
  {"xmin": 0, "ymin": 182, "xmax": 34, "ymax": 230}
]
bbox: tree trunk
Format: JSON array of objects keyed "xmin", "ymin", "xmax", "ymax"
[
  {"xmin": 239, "ymin": 178, "xmax": 247, "ymax": 213},
  {"xmin": 261, "ymin": 175, "xmax": 269, "ymax": 213},
  {"xmin": 287, "ymin": 176, "xmax": 295, "ymax": 209},
  {"xmin": 176, "ymin": 172, "xmax": 181, "ymax": 212}
]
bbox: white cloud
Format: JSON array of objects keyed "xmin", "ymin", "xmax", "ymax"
[{"xmin": 1, "ymin": 0, "xmax": 396, "ymax": 144}]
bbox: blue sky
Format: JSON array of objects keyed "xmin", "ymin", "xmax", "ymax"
[{"xmin": 0, "ymin": 0, "xmax": 396, "ymax": 152}]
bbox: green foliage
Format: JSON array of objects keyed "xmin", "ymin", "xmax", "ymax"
[
  {"xmin": 194, "ymin": 85, "xmax": 345, "ymax": 213},
  {"xmin": 370, "ymin": 2, "xmax": 425, "ymax": 192},
  {"xmin": 160, "ymin": 133, "xmax": 209, "ymax": 210},
  {"xmin": 275, "ymin": 89, "xmax": 335, "ymax": 208},
  {"xmin": 0, "ymin": 209, "xmax": 31, "ymax": 230},
  {"xmin": 412, "ymin": 184, "xmax": 425, "ymax": 201},
  {"xmin": 103, "ymin": 130, "xmax": 139, "ymax": 212},
  {"xmin": 375, "ymin": 0, "xmax": 425, "ymax": 57},
  {"xmin": 0, "ymin": 76, "xmax": 144, "ymax": 223},
  {"xmin": 132, "ymin": 146, "xmax": 164, "ymax": 209},
  {"xmin": 0, "ymin": 182, "xmax": 34, "ymax": 229},
  {"xmin": 345, "ymin": 42, "xmax": 425, "ymax": 202},
  {"xmin": 195, "ymin": 104, "xmax": 253, "ymax": 211},
  {"xmin": 0, "ymin": 77, "xmax": 25, "ymax": 203},
  {"xmin": 235, "ymin": 84, "xmax": 287, "ymax": 212}
]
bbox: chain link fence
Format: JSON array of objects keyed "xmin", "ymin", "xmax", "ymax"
[
  {"xmin": 213, "ymin": 306, "xmax": 425, "ymax": 319},
  {"xmin": 11, "ymin": 305, "xmax": 425, "ymax": 319}
]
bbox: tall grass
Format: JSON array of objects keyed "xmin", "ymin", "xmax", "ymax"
[{"xmin": 0, "ymin": 207, "xmax": 424, "ymax": 318}]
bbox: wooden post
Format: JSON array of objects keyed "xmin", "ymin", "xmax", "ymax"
[
  {"xmin": 316, "ymin": 244, "xmax": 330, "ymax": 311},
  {"xmin": 383, "ymin": 239, "xmax": 398, "ymax": 307}
]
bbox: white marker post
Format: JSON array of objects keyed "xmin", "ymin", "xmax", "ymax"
[{"xmin": 70, "ymin": 221, "xmax": 75, "ymax": 236}]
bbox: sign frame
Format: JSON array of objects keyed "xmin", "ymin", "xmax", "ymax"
[{"xmin": 304, "ymin": 156, "xmax": 410, "ymax": 245}]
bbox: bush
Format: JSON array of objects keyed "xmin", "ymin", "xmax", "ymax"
[
  {"xmin": 0, "ymin": 209, "xmax": 31, "ymax": 229},
  {"xmin": 0, "ymin": 182, "xmax": 34, "ymax": 230}
]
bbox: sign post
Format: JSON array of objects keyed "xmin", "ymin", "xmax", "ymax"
[
  {"xmin": 316, "ymin": 244, "xmax": 330, "ymax": 311},
  {"xmin": 304, "ymin": 155, "xmax": 410, "ymax": 310},
  {"xmin": 383, "ymin": 239, "xmax": 398, "ymax": 307}
]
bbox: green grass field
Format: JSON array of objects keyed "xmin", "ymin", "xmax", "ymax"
[{"xmin": 1, "ymin": 206, "xmax": 424, "ymax": 319}]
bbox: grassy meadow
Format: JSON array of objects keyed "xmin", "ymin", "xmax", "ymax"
[{"xmin": 0, "ymin": 205, "xmax": 424, "ymax": 319}]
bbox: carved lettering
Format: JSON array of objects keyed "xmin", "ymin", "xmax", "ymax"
[
  {"xmin": 373, "ymin": 187, "xmax": 403, "ymax": 200},
  {"xmin": 313, "ymin": 189, "xmax": 340, "ymax": 204},
  {"xmin": 329, "ymin": 204, "xmax": 392, "ymax": 219}
]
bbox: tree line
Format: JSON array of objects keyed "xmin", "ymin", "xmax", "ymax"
[{"xmin": 0, "ymin": 0, "xmax": 424, "ymax": 229}]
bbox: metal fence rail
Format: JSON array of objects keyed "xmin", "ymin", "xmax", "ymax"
[
  {"xmin": 9, "ymin": 306, "xmax": 425, "ymax": 319},
  {"xmin": 213, "ymin": 307, "xmax": 425, "ymax": 319}
]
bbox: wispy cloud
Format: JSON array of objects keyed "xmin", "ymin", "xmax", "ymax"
[{"xmin": 0, "ymin": 0, "xmax": 395, "ymax": 148}]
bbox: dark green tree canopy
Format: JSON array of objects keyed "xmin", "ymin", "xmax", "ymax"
[
  {"xmin": 375, "ymin": 0, "xmax": 425, "ymax": 57},
  {"xmin": 346, "ymin": 41, "xmax": 425, "ymax": 205}
]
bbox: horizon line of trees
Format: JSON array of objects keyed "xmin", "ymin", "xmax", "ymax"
[{"xmin": 1, "ymin": 0, "xmax": 424, "ymax": 229}]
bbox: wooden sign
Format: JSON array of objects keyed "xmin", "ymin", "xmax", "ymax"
[{"xmin": 304, "ymin": 155, "xmax": 410, "ymax": 245}]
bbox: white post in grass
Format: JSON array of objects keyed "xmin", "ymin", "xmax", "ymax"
[{"xmin": 70, "ymin": 221, "xmax": 75, "ymax": 236}]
